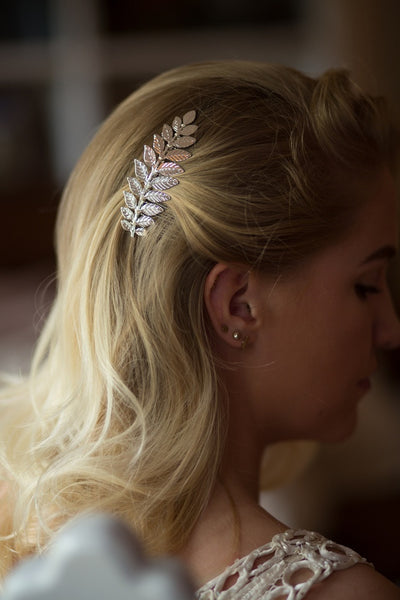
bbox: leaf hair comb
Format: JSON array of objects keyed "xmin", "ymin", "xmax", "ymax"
[{"xmin": 120, "ymin": 110, "xmax": 197, "ymax": 237}]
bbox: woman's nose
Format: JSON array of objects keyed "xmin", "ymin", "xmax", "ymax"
[{"xmin": 374, "ymin": 293, "xmax": 400, "ymax": 350}]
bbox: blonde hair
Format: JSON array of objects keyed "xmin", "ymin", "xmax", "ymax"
[{"xmin": 0, "ymin": 60, "xmax": 397, "ymax": 577}]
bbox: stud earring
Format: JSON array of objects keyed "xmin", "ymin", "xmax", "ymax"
[
  {"xmin": 232, "ymin": 329, "xmax": 249, "ymax": 349},
  {"xmin": 232, "ymin": 330, "xmax": 242, "ymax": 341}
]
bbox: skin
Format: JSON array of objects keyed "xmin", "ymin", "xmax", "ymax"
[{"xmin": 179, "ymin": 168, "xmax": 400, "ymax": 598}]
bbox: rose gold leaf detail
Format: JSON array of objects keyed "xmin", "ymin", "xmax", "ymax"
[
  {"xmin": 158, "ymin": 162, "xmax": 184, "ymax": 175},
  {"xmin": 123, "ymin": 191, "xmax": 137, "ymax": 209},
  {"xmin": 128, "ymin": 177, "xmax": 142, "ymax": 196},
  {"xmin": 175, "ymin": 136, "xmax": 196, "ymax": 148},
  {"xmin": 162, "ymin": 124, "xmax": 173, "ymax": 142},
  {"xmin": 143, "ymin": 145, "xmax": 157, "ymax": 166},
  {"xmin": 145, "ymin": 191, "xmax": 170, "ymax": 203},
  {"xmin": 121, "ymin": 206, "xmax": 134, "ymax": 220},
  {"xmin": 141, "ymin": 202, "xmax": 164, "ymax": 216},
  {"xmin": 137, "ymin": 215, "xmax": 154, "ymax": 227},
  {"xmin": 172, "ymin": 116, "xmax": 182, "ymax": 132},
  {"xmin": 135, "ymin": 159, "xmax": 148, "ymax": 181},
  {"xmin": 166, "ymin": 149, "xmax": 191, "ymax": 162},
  {"xmin": 183, "ymin": 110, "xmax": 196, "ymax": 125},
  {"xmin": 153, "ymin": 134, "xmax": 164, "ymax": 155},
  {"xmin": 181, "ymin": 124, "xmax": 198, "ymax": 135},
  {"xmin": 152, "ymin": 176, "xmax": 179, "ymax": 191}
]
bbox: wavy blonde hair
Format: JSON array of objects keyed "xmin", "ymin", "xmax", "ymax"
[{"xmin": 0, "ymin": 60, "xmax": 397, "ymax": 578}]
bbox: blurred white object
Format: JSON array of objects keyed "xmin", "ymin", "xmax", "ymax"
[{"xmin": 0, "ymin": 514, "xmax": 195, "ymax": 600}]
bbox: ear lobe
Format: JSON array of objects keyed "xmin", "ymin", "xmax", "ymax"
[{"xmin": 204, "ymin": 263, "xmax": 256, "ymax": 348}]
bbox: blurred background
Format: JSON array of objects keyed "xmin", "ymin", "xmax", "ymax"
[{"xmin": 1, "ymin": 0, "xmax": 400, "ymax": 585}]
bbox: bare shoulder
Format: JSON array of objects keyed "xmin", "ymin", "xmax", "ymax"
[{"xmin": 306, "ymin": 564, "xmax": 400, "ymax": 600}]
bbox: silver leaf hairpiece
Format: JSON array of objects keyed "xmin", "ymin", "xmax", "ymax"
[{"xmin": 120, "ymin": 110, "xmax": 197, "ymax": 237}]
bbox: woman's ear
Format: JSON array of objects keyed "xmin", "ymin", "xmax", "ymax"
[{"xmin": 204, "ymin": 263, "xmax": 259, "ymax": 350}]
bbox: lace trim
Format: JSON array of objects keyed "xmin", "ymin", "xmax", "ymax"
[{"xmin": 196, "ymin": 529, "xmax": 371, "ymax": 600}]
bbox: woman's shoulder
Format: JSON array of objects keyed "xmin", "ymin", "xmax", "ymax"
[
  {"xmin": 305, "ymin": 563, "xmax": 400, "ymax": 599},
  {"xmin": 195, "ymin": 529, "xmax": 400, "ymax": 599}
]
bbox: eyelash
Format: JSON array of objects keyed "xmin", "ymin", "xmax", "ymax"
[{"xmin": 355, "ymin": 283, "xmax": 381, "ymax": 300}]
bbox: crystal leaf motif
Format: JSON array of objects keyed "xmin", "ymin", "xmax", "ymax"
[
  {"xmin": 121, "ymin": 206, "xmax": 134, "ymax": 220},
  {"xmin": 134, "ymin": 159, "xmax": 148, "ymax": 181},
  {"xmin": 120, "ymin": 110, "xmax": 197, "ymax": 238},
  {"xmin": 153, "ymin": 134, "xmax": 164, "ymax": 155},
  {"xmin": 121, "ymin": 219, "xmax": 133, "ymax": 232},
  {"xmin": 172, "ymin": 116, "xmax": 182, "ymax": 131},
  {"xmin": 158, "ymin": 162, "xmax": 184, "ymax": 175},
  {"xmin": 145, "ymin": 191, "xmax": 170, "ymax": 203},
  {"xmin": 143, "ymin": 145, "xmax": 157, "ymax": 167},
  {"xmin": 162, "ymin": 124, "xmax": 174, "ymax": 143},
  {"xmin": 181, "ymin": 125, "xmax": 198, "ymax": 136},
  {"xmin": 166, "ymin": 149, "xmax": 191, "ymax": 162},
  {"xmin": 123, "ymin": 191, "xmax": 137, "ymax": 209},
  {"xmin": 152, "ymin": 176, "xmax": 179, "ymax": 191},
  {"xmin": 175, "ymin": 136, "xmax": 196, "ymax": 148},
  {"xmin": 128, "ymin": 177, "xmax": 142, "ymax": 196},
  {"xmin": 183, "ymin": 110, "xmax": 196, "ymax": 124},
  {"xmin": 137, "ymin": 215, "xmax": 154, "ymax": 227},
  {"xmin": 142, "ymin": 203, "xmax": 163, "ymax": 216}
]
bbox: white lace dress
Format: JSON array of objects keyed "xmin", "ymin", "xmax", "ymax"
[{"xmin": 196, "ymin": 529, "xmax": 370, "ymax": 600}]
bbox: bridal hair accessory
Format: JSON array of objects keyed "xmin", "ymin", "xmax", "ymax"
[{"xmin": 120, "ymin": 110, "xmax": 197, "ymax": 237}]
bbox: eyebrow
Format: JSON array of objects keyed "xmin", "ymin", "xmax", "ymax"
[{"xmin": 361, "ymin": 245, "xmax": 397, "ymax": 264}]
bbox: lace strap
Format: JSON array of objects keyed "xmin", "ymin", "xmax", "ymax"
[{"xmin": 196, "ymin": 529, "xmax": 371, "ymax": 600}]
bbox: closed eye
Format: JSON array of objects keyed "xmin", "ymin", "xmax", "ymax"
[{"xmin": 355, "ymin": 283, "xmax": 381, "ymax": 300}]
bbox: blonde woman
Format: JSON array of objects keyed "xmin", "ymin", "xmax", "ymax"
[{"xmin": 1, "ymin": 61, "xmax": 400, "ymax": 599}]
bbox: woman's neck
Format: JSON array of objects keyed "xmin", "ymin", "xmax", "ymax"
[
  {"xmin": 178, "ymin": 390, "xmax": 288, "ymax": 587},
  {"xmin": 177, "ymin": 457, "xmax": 287, "ymax": 587}
]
